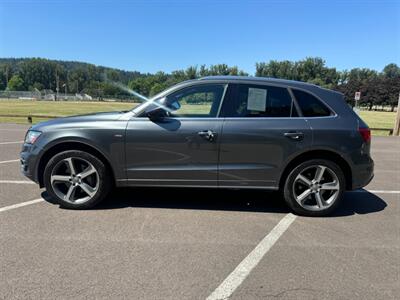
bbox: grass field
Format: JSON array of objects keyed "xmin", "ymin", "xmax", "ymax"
[
  {"xmin": 359, "ymin": 110, "xmax": 396, "ymax": 135},
  {"xmin": 0, "ymin": 100, "xmax": 136, "ymax": 123},
  {"xmin": 0, "ymin": 99, "xmax": 396, "ymax": 135}
]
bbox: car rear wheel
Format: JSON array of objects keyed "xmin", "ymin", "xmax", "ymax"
[
  {"xmin": 283, "ymin": 159, "xmax": 345, "ymax": 216},
  {"xmin": 43, "ymin": 150, "xmax": 111, "ymax": 209}
]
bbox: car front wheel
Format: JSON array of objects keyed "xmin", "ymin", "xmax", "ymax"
[
  {"xmin": 43, "ymin": 150, "xmax": 111, "ymax": 209},
  {"xmin": 283, "ymin": 159, "xmax": 345, "ymax": 216}
]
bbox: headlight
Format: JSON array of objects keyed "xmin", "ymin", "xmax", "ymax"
[{"xmin": 24, "ymin": 130, "xmax": 42, "ymax": 144}]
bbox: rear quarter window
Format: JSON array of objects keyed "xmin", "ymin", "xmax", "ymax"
[{"xmin": 293, "ymin": 89, "xmax": 332, "ymax": 117}]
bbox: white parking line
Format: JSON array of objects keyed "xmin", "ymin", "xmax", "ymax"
[
  {"xmin": 206, "ymin": 213, "xmax": 297, "ymax": 300},
  {"xmin": 354, "ymin": 190, "xmax": 400, "ymax": 194},
  {"xmin": 0, "ymin": 129, "xmax": 26, "ymax": 131},
  {"xmin": 0, "ymin": 141, "xmax": 24, "ymax": 145},
  {"xmin": 0, "ymin": 180, "xmax": 35, "ymax": 184},
  {"xmin": 0, "ymin": 159, "xmax": 19, "ymax": 164},
  {"xmin": 0, "ymin": 198, "xmax": 44, "ymax": 213}
]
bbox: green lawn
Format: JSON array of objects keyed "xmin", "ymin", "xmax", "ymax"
[
  {"xmin": 0, "ymin": 100, "xmax": 136, "ymax": 123},
  {"xmin": 0, "ymin": 99, "xmax": 396, "ymax": 136},
  {"xmin": 358, "ymin": 110, "xmax": 396, "ymax": 135},
  {"xmin": 0, "ymin": 100, "xmax": 212, "ymax": 123}
]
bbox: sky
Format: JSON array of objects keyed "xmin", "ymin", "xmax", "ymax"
[{"xmin": 0, "ymin": 0, "xmax": 399, "ymax": 74}]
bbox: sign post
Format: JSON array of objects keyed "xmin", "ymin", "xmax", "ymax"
[
  {"xmin": 354, "ymin": 92, "xmax": 361, "ymax": 107},
  {"xmin": 393, "ymin": 93, "xmax": 400, "ymax": 136},
  {"xmin": 354, "ymin": 92, "xmax": 361, "ymax": 114}
]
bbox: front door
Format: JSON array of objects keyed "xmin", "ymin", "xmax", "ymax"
[
  {"xmin": 125, "ymin": 83, "xmax": 227, "ymax": 187},
  {"xmin": 218, "ymin": 83, "xmax": 312, "ymax": 189}
]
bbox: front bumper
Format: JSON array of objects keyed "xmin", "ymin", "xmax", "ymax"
[{"xmin": 20, "ymin": 143, "xmax": 42, "ymax": 184}]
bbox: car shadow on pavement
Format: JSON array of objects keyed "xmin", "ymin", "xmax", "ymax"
[
  {"xmin": 92, "ymin": 188, "xmax": 290, "ymax": 214},
  {"xmin": 330, "ymin": 190, "xmax": 387, "ymax": 217},
  {"xmin": 42, "ymin": 188, "xmax": 386, "ymax": 216},
  {"xmin": 95, "ymin": 187, "xmax": 290, "ymax": 214}
]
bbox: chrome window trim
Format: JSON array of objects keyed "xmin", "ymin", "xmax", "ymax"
[
  {"xmin": 124, "ymin": 79, "xmax": 339, "ymax": 121},
  {"xmin": 221, "ymin": 115, "xmax": 338, "ymax": 121},
  {"xmin": 128, "ymin": 115, "xmax": 338, "ymax": 121}
]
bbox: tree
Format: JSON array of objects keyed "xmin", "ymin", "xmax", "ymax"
[
  {"xmin": 7, "ymin": 75, "xmax": 25, "ymax": 91},
  {"xmin": 185, "ymin": 66, "xmax": 198, "ymax": 79},
  {"xmin": 0, "ymin": 72, "xmax": 6, "ymax": 90},
  {"xmin": 347, "ymin": 68, "xmax": 378, "ymax": 82},
  {"xmin": 0, "ymin": 57, "xmax": 397, "ymax": 112},
  {"xmin": 68, "ymin": 68, "xmax": 89, "ymax": 93},
  {"xmin": 18, "ymin": 58, "xmax": 65, "ymax": 91},
  {"xmin": 384, "ymin": 77, "xmax": 400, "ymax": 111},
  {"xmin": 256, "ymin": 57, "xmax": 340, "ymax": 88},
  {"xmin": 149, "ymin": 83, "xmax": 166, "ymax": 96},
  {"xmin": 30, "ymin": 82, "xmax": 45, "ymax": 91},
  {"xmin": 383, "ymin": 63, "xmax": 400, "ymax": 79}
]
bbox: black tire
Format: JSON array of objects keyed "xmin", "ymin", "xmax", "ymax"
[
  {"xmin": 283, "ymin": 159, "xmax": 345, "ymax": 217},
  {"xmin": 43, "ymin": 150, "xmax": 111, "ymax": 209}
]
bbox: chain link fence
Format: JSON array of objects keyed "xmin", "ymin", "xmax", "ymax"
[{"xmin": 0, "ymin": 91, "xmax": 137, "ymax": 102}]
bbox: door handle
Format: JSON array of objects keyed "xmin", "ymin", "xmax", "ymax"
[
  {"xmin": 198, "ymin": 130, "xmax": 217, "ymax": 142},
  {"xmin": 284, "ymin": 132, "xmax": 304, "ymax": 141}
]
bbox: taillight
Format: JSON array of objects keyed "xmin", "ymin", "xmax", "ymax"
[{"xmin": 358, "ymin": 127, "xmax": 371, "ymax": 143}]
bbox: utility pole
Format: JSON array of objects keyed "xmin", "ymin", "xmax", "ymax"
[
  {"xmin": 393, "ymin": 92, "xmax": 400, "ymax": 136},
  {"xmin": 5, "ymin": 65, "xmax": 9, "ymax": 83},
  {"xmin": 55, "ymin": 69, "xmax": 59, "ymax": 101}
]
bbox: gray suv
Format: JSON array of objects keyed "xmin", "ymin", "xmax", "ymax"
[{"xmin": 20, "ymin": 76, "xmax": 374, "ymax": 216}]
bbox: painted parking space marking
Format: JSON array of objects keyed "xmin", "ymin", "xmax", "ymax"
[
  {"xmin": 0, "ymin": 129, "xmax": 26, "ymax": 131},
  {"xmin": 0, "ymin": 198, "xmax": 44, "ymax": 213},
  {"xmin": 206, "ymin": 213, "xmax": 297, "ymax": 300},
  {"xmin": 0, "ymin": 159, "xmax": 19, "ymax": 164},
  {"xmin": 0, "ymin": 141, "xmax": 24, "ymax": 145},
  {"xmin": 353, "ymin": 190, "xmax": 400, "ymax": 194},
  {"xmin": 0, "ymin": 180, "xmax": 35, "ymax": 184}
]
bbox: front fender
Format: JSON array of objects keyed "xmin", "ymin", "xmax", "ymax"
[{"xmin": 34, "ymin": 127, "xmax": 126, "ymax": 185}]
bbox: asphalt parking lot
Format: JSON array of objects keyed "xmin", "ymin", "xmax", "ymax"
[{"xmin": 0, "ymin": 123, "xmax": 399, "ymax": 299}]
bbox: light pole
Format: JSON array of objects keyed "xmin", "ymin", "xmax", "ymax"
[{"xmin": 62, "ymin": 83, "xmax": 67, "ymax": 97}]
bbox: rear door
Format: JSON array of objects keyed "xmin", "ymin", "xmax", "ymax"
[{"xmin": 218, "ymin": 83, "xmax": 312, "ymax": 189}]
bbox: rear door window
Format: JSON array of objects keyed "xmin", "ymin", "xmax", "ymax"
[
  {"xmin": 222, "ymin": 84, "xmax": 296, "ymax": 117},
  {"xmin": 292, "ymin": 89, "xmax": 332, "ymax": 117}
]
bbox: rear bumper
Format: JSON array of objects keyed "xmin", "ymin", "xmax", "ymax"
[{"xmin": 351, "ymin": 157, "xmax": 374, "ymax": 190}]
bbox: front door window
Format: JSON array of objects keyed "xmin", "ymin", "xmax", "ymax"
[{"xmin": 164, "ymin": 84, "xmax": 226, "ymax": 117}]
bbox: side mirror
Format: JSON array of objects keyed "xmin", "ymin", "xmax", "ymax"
[
  {"xmin": 146, "ymin": 106, "xmax": 167, "ymax": 121},
  {"xmin": 169, "ymin": 100, "xmax": 181, "ymax": 111},
  {"xmin": 159, "ymin": 97, "xmax": 181, "ymax": 111}
]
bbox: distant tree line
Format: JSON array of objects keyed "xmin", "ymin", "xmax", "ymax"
[{"xmin": 0, "ymin": 57, "xmax": 399, "ymax": 110}]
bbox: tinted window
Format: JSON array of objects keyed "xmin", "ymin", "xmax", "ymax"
[
  {"xmin": 223, "ymin": 84, "xmax": 295, "ymax": 117},
  {"xmin": 165, "ymin": 84, "xmax": 226, "ymax": 117},
  {"xmin": 293, "ymin": 89, "xmax": 331, "ymax": 117}
]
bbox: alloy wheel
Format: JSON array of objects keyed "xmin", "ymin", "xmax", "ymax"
[
  {"xmin": 50, "ymin": 157, "xmax": 99, "ymax": 204},
  {"xmin": 292, "ymin": 165, "xmax": 340, "ymax": 211}
]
